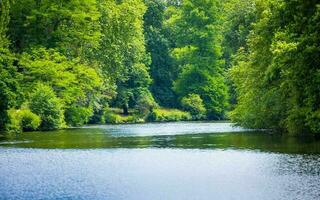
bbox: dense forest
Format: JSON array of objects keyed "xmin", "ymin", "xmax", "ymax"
[{"xmin": 0, "ymin": 0, "xmax": 319, "ymax": 135}]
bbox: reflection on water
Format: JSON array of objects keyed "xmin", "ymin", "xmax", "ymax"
[
  {"xmin": 0, "ymin": 122, "xmax": 319, "ymax": 154},
  {"xmin": 0, "ymin": 122, "xmax": 320, "ymax": 200}
]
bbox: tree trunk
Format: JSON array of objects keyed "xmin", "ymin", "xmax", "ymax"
[{"xmin": 123, "ymin": 104, "xmax": 129, "ymax": 115}]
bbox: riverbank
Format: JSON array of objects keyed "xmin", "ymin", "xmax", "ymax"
[{"xmin": 103, "ymin": 108, "xmax": 194, "ymax": 124}]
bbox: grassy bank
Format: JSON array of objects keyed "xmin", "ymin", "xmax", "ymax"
[{"xmin": 104, "ymin": 108, "xmax": 192, "ymax": 124}]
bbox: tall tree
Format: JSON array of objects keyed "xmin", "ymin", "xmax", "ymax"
[
  {"xmin": 98, "ymin": 0, "xmax": 155, "ymax": 115},
  {"xmin": 143, "ymin": 0, "xmax": 177, "ymax": 107},
  {"xmin": 221, "ymin": 0, "xmax": 257, "ymax": 108},
  {"xmin": 230, "ymin": 0, "xmax": 320, "ymax": 135},
  {"xmin": 0, "ymin": 0, "xmax": 21, "ymax": 130},
  {"xmin": 167, "ymin": 0, "xmax": 229, "ymax": 119},
  {"xmin": 9, "ymin": 0, "xmax": 101, "ymax": 60},
  {"xmin": 0, "ymin": 0, "xmax": 10, "ymax": 48},
  {"xmin": 7, "ymin": 0, "xmax": 107, "ymax": 127}
]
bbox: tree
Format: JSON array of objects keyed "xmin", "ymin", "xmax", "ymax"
[
  {"xmin": 6, "ymin": 108, "xmax": 41, "ymax": 132},
  {"xmin": 29, "ymin": 84, "xmax": 65, "ymax": 130},
  {"xmin": 19, "ymin": 48, "xmax": 104, "ymax": 126},
  {"xmin": 9, "ymin": 0, "xmax": 101, "ymax": 60},
  {"xmin": 167, "ymin": 0, "xmax": 229, "ymax": 119},
  {"xmin": 230, "ymin": 0, "xmax": 320, "ymax": 135},
  {"xmin": 221, "ymin": 0, "xmax": 257, "ymax": 68},
  {"xmin": 221, "ymin": 0, "xmax": 257, "ymax": 108},
  {"xmin": 143, "ymin": 0, "xmax": 177, "ymax": 107},
  {"xmin": 98, "ymin": 0, "xmax": 155, "ymax": 115},
  {"xmin": 0, "ymin": 0, "xmax": 11, "ymax": 48},
  {"xmin": 181, "ymin": 93, "xmax": 206, "ymax": 119},
  {"xmin": 0, "ymin": 49, "xmax": 21, "ymax": 130}
]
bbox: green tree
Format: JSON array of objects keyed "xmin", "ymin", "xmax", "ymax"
[
  {"xmin": 167, "ymin": 0, "xmax": 229, "ymax": 119},
  {"xmin": 0, "ymin": 49, "xmax": 21, "ymax": 130},
  {"xmin": 9, "ymin": 0, "xmax": 101, "ymax": 60},
  {"xmin": 0, "ymin": 0, "xmax": 11, "ymax": 48},
  {"xmin": 19, "ymin": 48, "xmax": 104, "ymax": 126},
  {"xmin": 143, "ymin": 0, "xmax": 177, "ymax": 107},
  {"xmin": 181, "ymin": 93, "xmax": 206, "ymax": 119},
  {"xmin": 221, "ymin": 0, "xmax": 257, "ymax": 108},
  {"xmin": 230, "ymin": 0, "xmax": 320, "ymax": 135},
  {"xmin": 221, "ymin": 0, "xmax": 257, "ymax": 68},
  {"xmin": 29, "ymin": 84, "xmax": 65, "ymax": 130},
  {"xmin": 6, "ymin": 108, "xmax": 41, "ymax": 132},
  {"xmin": 98, "ymin": 0, "xmax": 155, "ymax": 115}
]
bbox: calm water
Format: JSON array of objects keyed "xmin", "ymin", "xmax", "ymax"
[{"xmin": 0, "ymin": 122, "xmax": 320, "ymax": 200}]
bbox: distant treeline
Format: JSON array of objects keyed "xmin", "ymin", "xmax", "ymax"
[{"xmin": 0, "ymin": 0, "xmax": 319, "ymax": 135}]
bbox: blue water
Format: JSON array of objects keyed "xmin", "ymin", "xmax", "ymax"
[{"xmin": 0, "ymin": 122, "xmax": 319, "ymax": 200}]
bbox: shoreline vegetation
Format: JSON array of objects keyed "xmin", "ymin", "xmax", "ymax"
[{"xmin": 0, "ymin": 0, "xmax": 319, "ymax": 135}]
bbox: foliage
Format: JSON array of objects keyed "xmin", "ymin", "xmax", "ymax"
[
  {"xmin": 64, "ymin": 105, "xmax": 93, "ymax": 127},
  {"xmin": 0, "ymin": 49, "xmax": 21, "ymax": 130},
  {"xmin": 0, "ymin": 0, "xmax": 319, "ymax": 136},
  {"xmin": 229, "ymin": 0, "xmax": 320, "ymax": 135},
  {"xmin": 98, "ymin": 0, "xmax": 153, "ymax": 114},
  {"xmin": 181, "ymin": 94, "xmax": 206, "ymax": 119},
  {"xmin": 167, "ymin": 0, "xmax": 229, "ymax": 119},
  {"xmin": 221, "ymin": 0, "xmax": 257, "ymax": 108},
  {"xmin": 9, "ymin": 0, "xmax": 101, "ymax": 59},
  {"xmin": 6, "ymin": 108, "xmax": 41, "ymax": 133},
  {"xmin": 143, "ymin": 0, "xmax": 177, "ymax": 107},
  {"xmin": 0, "ymin": 0, "xmax": 11, "ymax": 48},
  {"xmin": 221, "ymin": 0, "xmax": 257, "ymax": 68},
  {"xmin": 19, "ymin": 48, "xmax": 104, "ymax": 126},
  {"xmin": 104, "ymin": 108, "xmax": 143, "ymax": 124},
  {"xmin": 29, "ymin": 84, "xmax": 65, "ymax": 130},
  {"xmin": 135, "ymin": 89, "xmax": 158, "ymax": 117},
  {"xmin": 147, "ymin": 108, "xmax": 191, "ymax": 122}
]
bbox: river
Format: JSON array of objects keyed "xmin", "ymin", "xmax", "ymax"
[{"xmin": 0, "ymin": 122, "xmax": 319, "ymax": 200}]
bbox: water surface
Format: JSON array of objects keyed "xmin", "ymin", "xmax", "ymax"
[{"xmin": 0, "ymin": 122, "xmax": 319, "ymax": 200}]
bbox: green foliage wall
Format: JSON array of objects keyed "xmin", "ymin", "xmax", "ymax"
[
  {"xmin": 229, "ymin": 0, "xmax": 320, "ymax": 135},
  {"xmin": 0, "ymin": 0, "xmax": 318, "ymax": 135},
  {"xmin": 0, "ymin": 49, "xmax": 21, "ymax": 130},
  {"xmin": 9, "ymin": 0, "xmax": 101, "ymax": 59},
  {"xmin": 98, "ymin": 0, "xmax": 154, "ymax": 114},
  {"xmin": 143, "ymin": 0, "xmax": 177, "ymax": 107},
  {"xmin": 167, "ymin": 0, "xmax": 229, "ymax": 119}
]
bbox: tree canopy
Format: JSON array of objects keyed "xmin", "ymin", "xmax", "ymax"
[{"xmin": 0, "ymin": 0, "xmax": 319, "ymax": 135}]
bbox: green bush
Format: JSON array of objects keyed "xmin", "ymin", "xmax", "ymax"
[
  {"xmin": 65, "ymin": 105, "xmax": 93, "ymax": 127},
  {"xmin": 20, "ymin": 109, "xmax": 41, "ymax": 131},
  {"xmin": 181, "ymin": 94, "xmax": 206, "ymax": 120},
  {"xmin": 104, "ymin": 109, "xmax": 144, "ymax": 124},
  {"xmin": 135, "ymin": 90, "xmax": 158, "ymax": 117},
  {"xmin": 147, "ymin": 108, "xmax": 191, "ymax": 122},
  {"xmin": 29, "ymin": 84, "xmax": 65, "ymax": 130},
  {"xmin": 6, "ymin": 108, "xmax": 41, "ymax": 133}
]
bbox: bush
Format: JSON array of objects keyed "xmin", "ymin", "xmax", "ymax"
[
  {"xmin": 65, "ymin": 105, "xmax": 93, "ymax": 126},
  {"xmin": 0, "ymin": 48, "xmax": 21, "ymax": 130},
  {"xmin": 147, "ymin": 108, "xmax": 191, "ymax": 122},
  {"xmin": 135, "ymin": 90, "xmax": 158, "ymax": 117},
  {"xmin": 29, "ymin": 84, "xmax": 65, "ymax": 130},
  {"xmin": 104, "ymin": 109, "xmax": 143, "ymax": 124},
  {"xmin": 181, "ymin": 94, "xmax": 206, "ymax": 120},
  {"xmin": 6, "ymin": 108, "xmax": 41, "ymax": 133}
]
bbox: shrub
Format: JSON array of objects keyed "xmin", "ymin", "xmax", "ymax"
[
  {"xmin": 104, "ymin": 109, "xmax": 143, "ymax": 124},
  {"xmin": 65, "ymin": 105, "xmax": 93, "ymax": 127},
  {"xmin": 20, "ymin": 109, "xmax": 41, "ymax": 131},
  {"xmin": 135, "ymin": 90, "xmax": 158, "ymax": 117},
  {"xmin": 6, "ymin": 108, "xmax": 41, "ymax": 133},
  {"xmin": 29, "ymin": 84, "xmax": 65, "ymax": 130},
  {"xmin": 181, "ymin": 94, "xmax": 206, "ymax": 120},
  {"xmin": 147, "ymin": 108, "xmax": 191, "ymax": 122}
]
